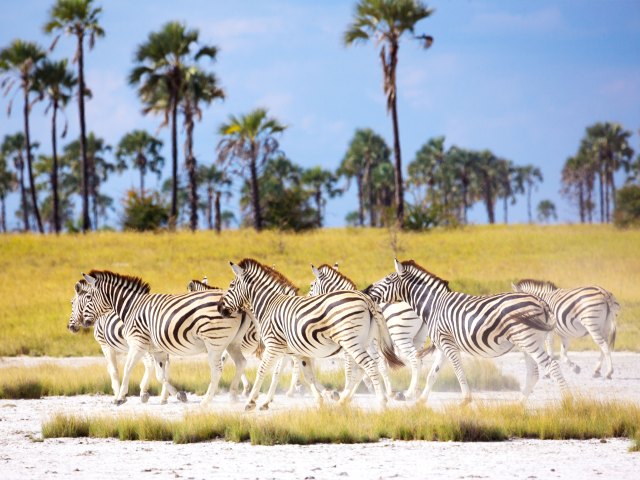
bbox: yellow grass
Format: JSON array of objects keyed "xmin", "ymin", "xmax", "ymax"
[
  {"xmin": 41, "ymin": 398, "xmax": 640, "ymax": 446},
  {"xmin": 0, "ymin": 358, "xmax": 519, "ymax": 399},
  {"xmin": 0, "ymin": 225, "xmax": 638, "ymax": 356}
]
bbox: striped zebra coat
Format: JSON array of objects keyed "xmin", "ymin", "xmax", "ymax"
[
  {"xmin": 69, "ymin": 279, "xmax": 184, "ymax": 404},
  {"xmin": 513, "ymin": 279, "xmax": 619, "ymax": 378},
  {"xmin": 187, "ymin": 278, "xmax": 307, "ymax": 398},
  {"xmin": 365, "ymin": 259, "xmax": 570, "ymax": 404},
  {"xmin": 309, "ymin": 263, "xmax": 427, "ymax": 400},
  {"xmin": 78, "ymin": 270, "xmax": 251, "ymax": 405},
  {"xmin": 219, "ymin": 259, "xmax": 404, "ymax": 410}
]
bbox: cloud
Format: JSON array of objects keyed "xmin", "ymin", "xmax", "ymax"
[
  {"xmin": 255, "ymin": 92, "xmax": 294, "ymax": 120},
  {"xmin": 196, "ymin": 17, "xmax": 284, "ymax": 52}
]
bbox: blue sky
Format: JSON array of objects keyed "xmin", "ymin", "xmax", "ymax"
[{"xmin": 1, "ymin": 0, "xmax": 639, "ymax": 229}]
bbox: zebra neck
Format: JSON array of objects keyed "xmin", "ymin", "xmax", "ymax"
[
  {"xmin": 110, "ymin": 286, "xmax": 145, "ymax": 325},
  {"xmin": 404, "ymin": 285, "xmax": 454, "ymax": 336},
  {"xmin": 249, "ymin": 286, "xmax": 286, "ymax": 323}
]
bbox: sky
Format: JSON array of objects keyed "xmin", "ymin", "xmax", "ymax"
[{"xmin": 1, "ymin": 0, "xmax": 639, "ymax": 229}]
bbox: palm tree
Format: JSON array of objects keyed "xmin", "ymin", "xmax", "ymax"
[
  {"xmin": 217, "ymin": 108, "xmax": 286, "ymax": 231},
  {"xmin": 495, "ymin": 157, "xmax": 517, "ymax": 224},
  {"xmin": 0, "ymin": 150, "xmax": 16, "ymax": 232},
  {"xmin": 339, "ymin": 128, "xmax": 391, "ymax": 227},
  {"xmin": 515, "ymin": 165, "xmax": 543, "ymax": 224},
  {"xmin": 408, "ymin": 136, "xmax": 445, "ymax": 209},
  {"xmin": 301, "ymin": 167, "xmax": 340, "ymax": 228},
  {"xmin": 45, "ymin": 0, "xmax": 104, "ymax": 232},
  {"xmin": 1, "ymin": 133, "xmax": 33, "ymax": 231},
  {"xmin": 344, "ymin": 0, "xmax": 433, "ymax": 228},
  {"xmin": 129, "ymin": 21, "xmax": 219, "ymax": 228},
  {"xmin": 0, "ymin": 40, "xmax": 46, "ymax": 233},
  {"xmin": 537, "ymin": 200, "xmax": 557, "ymax": 223},
  {"xmin": 181, "ymin": 68, "xmax": 224, "ymax": 231},
  {"xmin": 34, "ymin": 58, "xmax": 76, "ymax": 233},
  {"xmin": 115, "ymin": 130, "xmax": 164, "ymax": 197},
  {"xmin": 63, "ymin": 132, "xmax": 112, "ymax": 228},
  {"xmin": 197, "ymin": 163, "xmax": 230, "ymax": 233},
  {"xmin": 473, "ymin": 150, "xmax": 500, "ymax": 224},
  {"xmin": 34, "ymin": 153, "xmax": 76, "ymax": 231}
]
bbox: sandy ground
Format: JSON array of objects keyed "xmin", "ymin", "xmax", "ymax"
[{"xmin": 1, "ymin": 352, "xmax": 639, "ymax": 479}]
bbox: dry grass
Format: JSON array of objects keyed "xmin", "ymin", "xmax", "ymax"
[
  {"xmin": 41, "ymin": 398, "xmax": 640, "ymax": 445},
  {"xmin": 0, "ymin": 225, "xmax": 638, "ymax": 356},
  {"xmin": 0, "ymin": 358, "xmax": 519, "ymax": 399}
]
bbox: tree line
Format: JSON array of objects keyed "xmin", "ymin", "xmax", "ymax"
[{"xmin": 1, "ymin": 0, "xmax": 639, "ymax": 234}]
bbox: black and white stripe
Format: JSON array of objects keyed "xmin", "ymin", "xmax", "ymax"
[
  {"xmin": 309, "ymin": 263, "xmax": 428, "ymax": 400},
  {"xmin": 69, "ymin": 279, "xmax": 184, "ymax": 404},
  {"xmin": 513, "ymin": 279, "xmax": 619, "ymax": 378},
  {"xmin": 365, "ymin": 259, "xmax": 570, "ymax": 403},
  {"xmin": 219, "ymin": 258, "xmax": 404, "ymax": 410},
  {"xmin": 77, "ymin": 270, "xmax": 250, "ymax": 405}
]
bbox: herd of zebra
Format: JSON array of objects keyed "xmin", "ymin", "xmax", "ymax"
[{"xmin": 68, "ymin": 258, "xmax": 620, "ymax": 410}]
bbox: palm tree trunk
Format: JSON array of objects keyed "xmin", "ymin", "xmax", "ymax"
[
  {"xmin": 598, "ymin": 166, "xmax": 604, "ymax": 223},
  {"xmin": 356, "ymin": 173, "xmax": 364, "ymax": 227},
  {"xmin": 77, "ymin": 34, "xmax": 91, "ymax": 232},
  {"xmin": 527, "ymin": 185, "xmax": 533, "ymax": 224},
  {"xmin": 205, "ymin": 186, "xmax": 213, "ymax": 229},
  {"xmin": 51, "ymin": 99, "xmax": 60, "ymax": 234},
  {"xmin": 390, "ymin": 88, "xmax": 404, "ymax": 229},
  {"xmin": 0, "ymin": 194, "xmax": 5, "ymax": 232},
  {"xmin": 578, "ymin": 182, "xmax": 585, "ymax": 223},
  {"xmin": 214, "ymin": 190, "xmax": 221, "ymax": 234},
  {"xmin": 315, "ymin": 189, "xmax": 322, "ymax": 228},
  {"xmin": 169, "ymin": 96, "xmax": 179, "ymax": 228},
  {"xmin": 608, "ymin": 168, "xmax": 616, "ymax": 220},
  {"xmin": 23, "ymin": 86, "xmax": 43, "ymax": 233},
  {"xmin": 365, "ymin": 156, "xmax": 375, "ymax": 227},
  {"xmin": 140, "ymin": 163, "xmax": 145, "ymax": 198},
  {"xmin": 484, "ymin": 174, "xmax": 495, "ymax": 224},
  {"xmin": 249, "ymin": 144, "xmax": 262, "ymax": 231},
  {"xmin": 503, "ymin": 196, "xmax": 508, "ymax": 224},
  {"xmin": 185, "ymin": 118, "xmax": 198, "ymax": 232},
  {"xmin": 17, "ymin": 156, "xmax": 29, "ymax": 232},
  {"xmin": 91, "ymin": 181, "xmax": 98, "ymax": 230}
]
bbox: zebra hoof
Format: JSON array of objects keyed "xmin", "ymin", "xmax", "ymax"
[
  {"xmin": 242, "ymin": 386, "xmax": 252, "ymax": 397},
  {"xmin": 259, "ymin": 403, "xmax": 270, "ymax": 411},
  {"xmin": 331, "ymin": 390, "xmax": 340, "ymax": 401},
  {"xmin": 573, "ymin": 365, "xmax": 581, "ymax": 374},
  {"xmin": 177, "ymin": 391, "xmax": 188, "ymax": 403},
  {"xmin": 140, "ymin": 392, "xmax": 150, "ymax": 404},
  {"xmin": 606, "ymin": 373, "xmax": 613, "ymax": 380},
  {"xmin": 593, "ymin": 371, "xmax": 601, "ymax": 378},
  {"xmin": 244, "ymin": 402, "xmax": 256, "ymax": 411},
  {"xmin": 394, "ymin": 392, "xmax": 406, "ymax": 401},
  {"xmin": 115, "ymin": 398, "xmax": 127, "ymax": 406}
]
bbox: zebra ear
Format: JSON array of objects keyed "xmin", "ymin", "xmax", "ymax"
[
  {"xmin": 394, "ymin": 259, "xmax": 404, "ymax": 275},
  {"xmin": 311, "ymin": 264, "xmax": 321, "ymax": 279},
  {"xmin": 82, "ymin": 273, "xmax": 96, "ymax": 286},
  {"xmin": 230, "ymin": 262, "xmax": 244, "ymax": 277},
  {"xmin": 202, "ymin": 275, "xmax": 208, "ymax": 285},
  {"xmin": 333, "ymin": 262, "xmax": 339, "ymax": 271},
  {"xmin": 511, "ymin": 282, "xmax": 518, "ymax": 292}
]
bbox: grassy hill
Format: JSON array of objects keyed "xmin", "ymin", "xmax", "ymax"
[{"xmin": 0, "ymin": 224, "xmax": 638, "ymax": 356}]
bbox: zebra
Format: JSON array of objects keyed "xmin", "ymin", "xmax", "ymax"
[
  {"xmin": 188, "ymin": 277, "xmax": 311, "ymax": 399},
  {"xmin": 364, "ymin": 259, "xmax": 570, "ymax": 404},
  {"xmin": 68, "ymin": 279, "xmax": 186, "ymax": 404},
  {"xmin": 218, "ymin": 258, "xmax": 404, "ymax": 410},
  {"xmin": 309, "ymin": 263, "xmax": 428, "ymax": 400},
  {"xmin": 76, "ymin": 270, "xmax": 251, "ymax": 405},
  {"xmin": 512, "ymin": 279, "xmax": 620, "ymax": 379}
]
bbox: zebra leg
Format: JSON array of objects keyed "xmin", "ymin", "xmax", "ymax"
[
  {"xmin": 341, "ymin": 344, "xmax": 387, "ymax": 408},
  {"xmin": 115, "ymin": 346, "xmax": 146, "ymax": 405},
  {"xmin": 101, "ymin": 345, "xmax": 120, "ymax": 401},
  {"xmin": 584, "ymin": 322, "xmax": 613, "ymax": 379},
  {"xmin": 419, "ymin": 349, "xmax": 445, "ymax": 404},
  {"xmin": 524, "ymin": 345, "xmax": 570, "ymax": 398},
  {"xmin": 285, "ymin": 357, "xmax": 300, "ymax": 397},
  {"xmin": 395, "ymin": 337, "xmax": 420, "ymax": 400},
  {"xmin": 441, "ymin": 346, "xmax": 472, "ymax": 405},
  {"xmin": 201, "ymin": 345, "xmax": 224, "ymax": 405},
  {"xmin": 559, "ymin": 336, "xmax": 581, "ymax": 374},
  {"xmin": 521, "ymin": 352, "xmax": 540, "ymax": 401},
  {"xmin": 297, "ymin": 357, "xmax": 334, "ymax": 406},
  {"xmin": 224, "ymin": 343, "xmax": 247, "ymax": 402},
  {"xmin": 245, "ymin": 349, "xmax": 280, "ymax": 411},
  {"xmin": 339, "ymin": 357, "xmax": 366, "ymax": 404},
  {"xmin": 545, "ymin": 332, "xmax": 554, "ymax": 357},
  {"xmin": 260, "ymin": 356, "xmax": 287, "ymax": 410},
  {"xmin": 370, "ymin": 340, "xmax": 393, "ymax": 397},
  {"xmin": 241, "ymin": 372, "xmax": 252, "ymax": 397},
  {"xmin": 140, "ymin": 353, "xmax": 154, "ymax": 403},
  {"xmin": 149, "ymin": 353, "xmax": 181, "ymax": 404}
]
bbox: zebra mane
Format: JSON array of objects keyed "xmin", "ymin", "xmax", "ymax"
[
  {"xmin": 238, "ymin": 258, "xmax": 300, "ymax": 295},
  {"xmin": 87, "ymin": 269, "xmax": 151, "ymax": 294},
  {"xmin": 187, "ymin": 279, "xmax": 222, "ymax": 291},
  {"xmin": 318, "ymin": 264, "xmax": 357, "ymax": 289},
  {"xmin": 401, "ymin": 260, "xmax": 451, "ymax": 291},
  {"xmin": 514, "ymin": 279, "xmax": 558, "ymax": 291}
]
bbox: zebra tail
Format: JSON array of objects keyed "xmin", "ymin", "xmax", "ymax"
[
  {"xmin": 255, "ymin": 340, "xmax": 265, "ymax": 360},
  {"xmin": 605, "ymin": 291, "xmax": 620, "ymax": 351},
  {"xmin": 367, "ymin": 299, "xmax": 405, "ymax": 370},
  {"xmin": 517, "ymin": 303, "xmax": 555, "ymax": 332},
  {"xmin": 417, "ymin": 344, "xmax": 436, "ymax": 359}
]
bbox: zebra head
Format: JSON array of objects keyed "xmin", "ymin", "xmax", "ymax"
[
  {"xmin": 308, "ymin": 263, "xmax": 356, "ymax": 296},
  {"xmin": 68, "ymin": 280, "xmax": 90, "ymax": 333},
  {"xmin": 363, "ymin": 259, "xmax": 406, "ymax": 303},
  {"xmin": 218, "ymin": 262, "xmax": 251, "ymax": 317}
]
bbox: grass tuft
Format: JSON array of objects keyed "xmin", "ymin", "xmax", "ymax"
[{"xmin": 41, "ymin": 399, "xmax": 640, "ymax": 446}]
